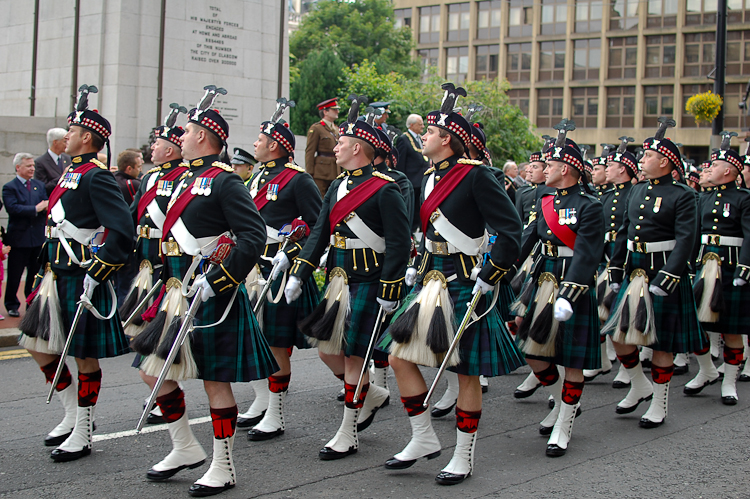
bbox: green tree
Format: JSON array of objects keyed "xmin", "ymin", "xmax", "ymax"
[
  {"xmin": 290, "ymin": 0, "xmax": 419, "ymax": 78},
  {"xmin": 289, "ymin": 47, "xmax": 346, "ymax": 135}
]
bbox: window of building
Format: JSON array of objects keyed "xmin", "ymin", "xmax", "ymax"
[
  {"xmin": 684, "ymin": 32, "xmax": 715, "ymax": 77},
  {"xmin": 394, "ymin": 8, "xmax": 412, "ymax": 29},
  {"xmin": 537, "ymin": 88, "xmax": 564, "ymax": 128},
  {"xmin": 610, "ymin": 0, "xmax": 639, "ymax": 30},
  {"xmin": 508, "ymin": 89, "xmax": 530, "ymax": 117},
  {"xmin": 643, "ymin": 85, "xmax": 674, "ymax": 127},
  {"xmin": 541, "ymin": 0, "xmax": 568, "ymax": 35},
  {"xmin": 447, "ymin": 3, "xmax": 470, "ymax": 42},
  {"xmin": 686, "ymin": 0, "xmax": 717, "ymax": 25},
  {"xmin": 477, "ymin": 1, "xmax": 502, "ymax": 40},
  {"xmin": 727, "ymin": 0, "xmax": 749, "ymax": 23},
  {"xmin": 644, "ymin": 35, "xmax": 676, "ymax": 78},
  {"xmin": 508, "ymin": 0, "xmax": 534, "ymax": 37},
  {"xmin": 419, "ymin": 6, "xmax": 441, "ymax": 44},
  {"xmin": 606, "ymin": 86, "xmax": 635, "ymax": 127},
  {"xmin": 573, "ymin": 39, "xmax": 601, "ymax": 80},
  {"xmin": 446, "ymin": 47, "xmax": 469, "ymax": 83},
  {"xmin": 506, "ymin": 42, "xmax": 532, "ymax": 82},
  {"xmin": 726, "ymin": 30, "xmax": 750, "ymax": 75},
  {"xmin": 572, "ymin": 87, "xmax": 599, "ymax": 128},
  {"xmin": 575, "ymin": 0, "xmax": 603, "ymax": 32},
  {"xmin": 418, "ymin": 48, "xmax": 439, "ymax": 82},
  {"xmin": 539, "ymin": 40, "xmax": 566, "ymax": 81},
  {"xmin": 475, "ymin": 45, "xmax": 500, "ymax": 80},
  {"xmin": 647, "ymin": 0, "xmax": 677, "ymax": 28},
  {"xmin": 608, "ymin": 36, "xmax": 637, "ymax": 79}
]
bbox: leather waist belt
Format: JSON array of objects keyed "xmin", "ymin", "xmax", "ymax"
[
  {"xmin": 627, "ymin": 239, "xmax": 676, "ymax": 253},
  {"xmin": 266, "ymin": 225, "xmax": 283, "ymax": 245},
  {"xmin": 137, "ymin": 225, "xmax": 162, "ymax": 239},
  {"xmin": 425, "ymin": 238, "xmax": 462, "ymax": 255},
  {"xmin": 541, "ymin": 242, "xmax": 574, "ymax": 258},
  {"xmin": 604, "ymin": 231, "xmax": 617, "ymax": 243},
  {"xmin": 701, "ymin": 234, "xmax": 743, "ymax": 247},
  {"xmin": 45, "ymin": 224, "xmax": 98, "ymax": 246},
  {"xmin": 329, "ymin": 234, "xmax": 370, "ymax": 250}
]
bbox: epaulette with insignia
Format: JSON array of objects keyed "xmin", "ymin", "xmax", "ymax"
[
  {"xmin": 336, "ymin": 171, "xmax": 347, "ymax": 179},
  {"xmin": 179, "ymin": 161, "xmax": 190, "ymax": 168},
  {"xmin": 91, "ymin": 158, "xmax": 107, "ymax": 170},
  {"xmin": 146, "ymin": 166, "xmax": 161, "ymax": 175},
  {"xmin": 285, "ymin": 163, "xmax": 305, "ymax": 173},
  {"xmin": 373, "ymin": 171, "xmax": 394, "ymax": 182},
  {"xmin": 212, "ymin": 161, "xmax": 233, "ymax": 172},
  {"xmin": 457, "ymin": 158, "xmax": 483, "ymax": 166},
  {"xmin": 424, "ymin": 166, "xmax": 436, "ymax": 176}
]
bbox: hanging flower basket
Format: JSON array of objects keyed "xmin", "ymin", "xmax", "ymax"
[{"xmin": 685, "ymin": 91, "xmax": 723, "ymax": 125}]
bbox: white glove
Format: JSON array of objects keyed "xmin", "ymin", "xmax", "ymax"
[
  {"xmin": 734, "ymin": 278, "xmax": 747, "ymax": 287},
  {"xmin": 82, "ymin": 274, "xmax": 99, "ymax": 300},
  {"xmin": 553, "ymin": 297, "xmax": 573, "ymax": 322},
  {"xmin": 318, "ymin": 250, "xmax": 329, "ymax": 268},
  {"xmin": 377, "ymin": 297, "xmax": 398, "ymax": 313},
  {"xmin": 472, "ymin": 277, "xmax": 493, "ymax": 295},
  {"xmin": 649, "ymin": 284, "xmax": 668, "ymax": 297},
  {"xmin": 609, "ymin": 283, "xmax": 621, "ymax": 293},
  {"xmin": 270, "ymin": 252, "xmax": 291, "ymax": 281},
  {"xmin": 405, "ymin": 267, "xmax": 417, "ymax": 287},
  {"xmin": 193, "ymin": 275, "xmax": 215, "ymax": 302},
  {"xmin": 285, "ymin": 276, "xmax": 302, "ymax": 303}
]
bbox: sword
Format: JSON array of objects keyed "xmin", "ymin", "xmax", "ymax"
[
  {"xmin": 46, "ymin": 301, "xmax": 86, "ymax": 404},
  {"xmin": 122, "ymin": 279, "xmax": 163, "ymax": 329},
  {"xmin": 423, "ymin": 291, "xmax": 483, "ymax": 408},
  {"xmin": 253, "ymin": 240, "xmax": 290, "ymax": 316},
  {"xmin": 354, "ymin": 305, "xmax": 389, "ymax": 403}
]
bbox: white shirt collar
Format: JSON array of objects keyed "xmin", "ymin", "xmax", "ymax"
[
  {"xmin": 48, "ymin": 149, "xmax": 59, "ymax": 163},
  {"xmin": 17, "ymin": 175, "xmax": 29, "ymax": 185}
]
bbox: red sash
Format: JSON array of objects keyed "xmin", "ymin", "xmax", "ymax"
[
  {"xmin": 541, "ymin": 195, "xmax": 577, "ymax": 250},
  {"xmin": 252, "ymin": 167, "xmax": 298, "ymax": 211},
  {"xmin": 48, "ymin": 163, "xmax": 100, "ymax": 209},
  {"xmin": 136, "ymin": 165, "xmax": 188, "ymax": 222},
  {"xmin": 328, "ymin": 177, "xmax": 389, "ymax": 233},
  {"xmin": 419, "ymin": 162, "xmax": 475, "ymax": 234},
  {"xmin": 161, "ymin": 167, "xmax": 224, "ymax": 239}
]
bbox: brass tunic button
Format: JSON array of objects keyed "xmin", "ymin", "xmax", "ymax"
[
  {"xmin": 715, "ymin": 201, "xmax": 720, "ymax": 205},
  {"xmin": 638, "ymin": 215, "xmax": 643, "ymax": 220},
  {"xmin": 611, "ymin": 207, "xmax": 616, "ymax": 211},
  {"xmin": 555, "ymin": 200, "xmax": 561, "ymax": 204},
  {"xmin": 547, "ymin": 230, "xmax": 552, "ymax": 235},
  {"xmin": 613, "ymin": 200, "xmax": 618, "ymax": 204},
  {"xmin": 610, "ymin": 223, "xmax": 616, "ymax": 227},
  {"xmin": 639, "ymin": 204, "xmax": 645, "ymax": 209},
  {"xmin": 634, "ymin": 236, "xmax": 640, "ymax": 241},
  {"xmin": 712, "ymin": 209, "xmax": 717, "ymax": 213},
  {"xmin": 635, "ymin": 225, "xmax": 641, "ymax": 230},
  {"xmin": 188, "ymin": 172, "xmax": 193, "ymax": 177},
  {"xmin": 645, "ymin": 196, "xmax": 650, "ymax": 201}
]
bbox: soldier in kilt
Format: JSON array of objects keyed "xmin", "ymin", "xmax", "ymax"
[
  {"xmin": 130, "ymin": 88, "xmax": 278, "ymax": 497},
  {"xmin": 584, "ymin": 139, "xmax": 638, "ymax": 386},
  {"xmin": 377, "ymin": 84, "xmax": 525, "ymax": 485},
  {"xmin": 603, "ymin": 118, "xmax": 706, "ymax": 430},
  {"xmin": 17, "ymin": 87, "xmax": 134, "ymax": 461},
  {"xmin": 284, "ymin": 96, "xmax": 410, "ymax": 461},
  {"xmin": 243, "ymin": 101, "xmax": 323, "ymax": 441},
  {"xmin": 684, "ymin": 132, "xmax": 750, "ymax": 405},
  {"xmin": 512, "ymin": 121, "xmax": 604, "ymax": 457}
]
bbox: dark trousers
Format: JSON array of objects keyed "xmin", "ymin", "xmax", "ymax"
[{"xmin": 5, "ymin": 245, "xmax": 41, "ymax": 311}]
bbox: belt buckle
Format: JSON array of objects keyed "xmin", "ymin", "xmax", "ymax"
[
  {"xmin": 708, "ymin": 234, "xmax": 720, "ymax": 246},
  {"xmin": 432, "ymin": 241, "xmax": 449, "ymax": 255},
  {"xmin": 610, "ymin": 231, "xmax": 617, "ymax": 241},
  {"xmin": 139, "ymin": 226, "xmax": 150, "ymax": 239},
  {"xmin": 45, "ymin": 226, "xmax": 53, "ymax": 238},
  {"xmin": 334, "ymin": 234, "xmax": 347, "ymax": 249},
  {"xmin": 634, "ymin": 241, "xmax": 646, "ymax": 253},
  {"xmin": 164, "ymin": 240, "xmax": 182, "ymax": 257},
  {"xmin": 544, "ymin": 241, "xmax": 558, "ymax": 257}
]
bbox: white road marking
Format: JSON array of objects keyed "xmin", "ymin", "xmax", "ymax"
[{"xmin": 92, "ymin": 416, "xmax": 211, "ymax": 442}]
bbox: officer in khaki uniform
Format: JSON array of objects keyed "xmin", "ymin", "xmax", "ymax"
[{"xmin": 305, "ymin": 98, "xmax": 341, "ymax": 197}]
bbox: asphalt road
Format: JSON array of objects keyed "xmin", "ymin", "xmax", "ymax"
[{"xmin": 1, "ymin": 347, "xmax": 749, "ymax": 499}]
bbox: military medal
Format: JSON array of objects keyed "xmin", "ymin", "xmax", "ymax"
[
  {"xmin": 723, "ymin": 203, "xmax": 731, "ymax": 217},
  {"xmin": 653, "ymin": 197, "xmax": 662, "ymax": 213},
  {"xmin": 568, "ymin": 208, "xmax": 577, "ymax": 225},
  {"xmin": 267, "ymin": 183, "xmax": 279, "ymax": 201},
  {"xmin": 558, "ymin": 209, "xmax": 568, "ymax": 225},
  {"xmin": 203, "ymin": 178, "xmax": 212, "ymax": 196},
  {"xmin": 157, "ymin": 180, "xmax": 174, "ymax": 196}
]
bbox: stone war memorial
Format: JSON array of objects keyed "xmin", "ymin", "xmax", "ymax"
[{"xmin": 0, "ymin": 0, "xmax": 290, "ymax": 226}]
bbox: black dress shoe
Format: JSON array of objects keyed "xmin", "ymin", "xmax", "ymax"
[
  {"xmin": 548, "ymin": 397, "xmax": 555, "ymax": 409},
  {"xmin": 319, "ymin": 445, "xmax": 357, "ymax": 460},
  {"xmin": 673, "ymin": 364, "xmax": 689, "ymax": 375},
  {"xmin": 147, "ymin": 412, "xmax": 166, "ymax": 425},
  {"xmin": 50, "ymin": 446, "xmax": 91, "ymax": 462},
  {"xmin": 435, "ymin": 471, "xmax": 469, "ymax": 485},
  {"xmin": 722, "ymin": 395, "xmax": 738, "ymax": 405},
  {"xmin": 612, "ymin": 380, "xmax": 630, "ymax": 389},
  {"xmin": 583, "ymin": 369, "xmax": 611, "ymax": 382},
  {"xmin": 546, "ymin": 444, "xmax": 566, "ymax": 457},
  {"xmin": 336, "ymin": 390, "xmax": 345, "ymax": 402},
  {"xmin": 513, "ymin": 382, "xmax": 542, "ymax": 399},
  {"xmin": 683, "ymin": 377, "xmax": 720, "ymax": 395},
  {"xmin": 188, "ymin": 482, "xmax": 235, "ymax": 497},
  {"xmin": 539, "ymin": 406, "xmax": 582, "ymax": 435},
  {"xmin": 247, "ymin": 428, "xmax": 284, "ymax": 441},
  {"xmin": 236, "ymin": 412, "xmax": 265, "ymax": 429},
  {"xmin": 146, "ymin": 459, "xmax": 206, "ymax": 481},
  {"xmin": 739, "ymin": 373, "xmax": 750, "ymax": 382},
  {"xmin": 638, "ymin": 417, "xmax": 664, "ymax": 429},
  {"xmin": 481, "ymin": 385, "xmax": 488, "ymax": 394},
  {"xmin": 7, "ymin": 309, "xmax": 19, "ymax": 317},
  {"xmin": 384, "ymin": 450, "xmax": 441, "ymax": 470},
  {"xmin": 431, "ymin": 402, "xmax": 456, "ymax": 418},
  {"xmin": 44, "ymin": 431, "xmax": 73, "ymax": 447},
  {"xmin": 615, "ymin": 394, "xmax": 652, "ymax": 414}
]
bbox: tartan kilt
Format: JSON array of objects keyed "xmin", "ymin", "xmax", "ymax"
[
  {"xmin": 495, "ymin": 282, "xmax": 515, "ymax": 322},
  {"xmin": 258, "ymin": 265, "xmax": 314, "ymax": 349},
  {"xmin": 520, "ymin": 256, "xmax": 601, "ymax": 370},
  {"xmin": 378, "ymin": 255, "xmax": 526, "ymax": 377},
  {"xmin": 696, "ymin": 245, "xmax": 750, "ymax": 335},
  {"xmin": 324, "ymin": 248, "xmax": 381, "ymax": 358},
  {"xmin": 164, "ymin": 255, "xmax": 279, "ymax": 382},
  {"xmin": 135, "ymin": 237, "xmax": 162, "ymax": 270},
  {"xmin": 603, "ymin": 251, "xmax": 706, "ymax": 353}
]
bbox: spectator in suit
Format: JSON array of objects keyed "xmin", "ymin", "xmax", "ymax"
[
  {"xmin": 33, "ymin": 128, "xmax": 71, "ymax": 195},
  {"xmin": 395, "ymin": 113, "xmax": 429, "ymax": 231},
  {"xmin": 113, "ymin": 149, "xmax": 144, "ymax": 205},
  {"xmin": 2, "ymin": 153, "xmax": 48, "ymax": 317}
]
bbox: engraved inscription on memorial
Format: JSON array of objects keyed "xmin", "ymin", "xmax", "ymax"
[{"xmin": 188, "ymin": 5, "xmax": 240, "ymax": 67}]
